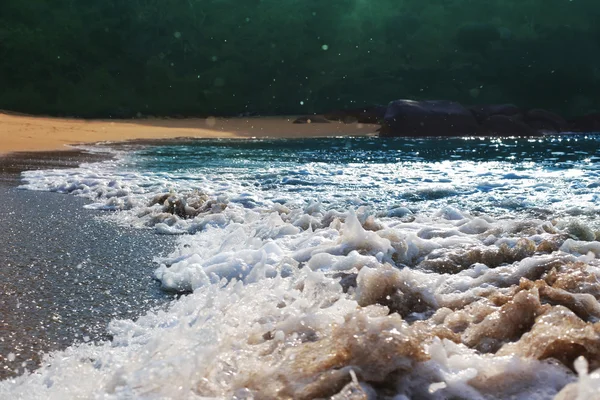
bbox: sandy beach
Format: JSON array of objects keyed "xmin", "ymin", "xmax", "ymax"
[{"xmin": 0, "ymin": 112, "xmax": 379, "ymax": 155}]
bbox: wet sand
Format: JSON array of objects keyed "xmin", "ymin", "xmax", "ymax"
[
  {"xmin": 0, "ymin": 150, "xmax": 112, "ymax": 181},
  {"xmin": 0, "ymin": 112, "xmax": 379, "ymax": 154},
  {"xmin": 0, "ymin": 157, "xmax": 176, "ymax": 379}
]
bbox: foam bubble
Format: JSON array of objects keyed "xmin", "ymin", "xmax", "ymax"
[{"xmin": 7, "ymin": 140, "xmax": 600, "ymax": 398}]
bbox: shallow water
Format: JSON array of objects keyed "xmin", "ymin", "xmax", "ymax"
[
  {"xmin": 31, "ymin": 136, "xmax": 600, "ymax": 221},
  {"xmin": 3, "ymin": 136, "xmax": 600, "ymax": 399}
]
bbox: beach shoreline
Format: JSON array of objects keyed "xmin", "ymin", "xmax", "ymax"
[
  {"xmin": 2, "ymin": 133, "xmax": 600, "ymax": 397},
  {"xmin": 0, "ymin": 111, "xmax": 379, "ymax": 155}
]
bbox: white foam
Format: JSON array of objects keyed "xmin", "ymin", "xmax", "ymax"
[
  {"xmin": 7, "ymin": 143, "xmax": 600, "ymax": 398},
  {"xmin": 562, "ymin": 357, "xmax": 600, "ymax": 399}
]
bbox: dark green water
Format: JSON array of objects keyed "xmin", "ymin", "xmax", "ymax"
[{"xmin": 1, "ymin": 0, "xmax": 599, "ymax": 117}]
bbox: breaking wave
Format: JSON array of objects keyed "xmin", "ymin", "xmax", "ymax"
[{"xmin": 3, "ymin": 137, "xmax": 600, "ymax": 399}]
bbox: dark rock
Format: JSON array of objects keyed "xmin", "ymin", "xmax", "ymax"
[
  {"xmin": 525, "ymin": 109, "xmax": 568, "ymax": 132},
  {"xmin": 379, "ymin": 100, "xmax": 480, "ymax": 137},
  {"xmin": 324, "ymin": 105, "xmax": 387, "ymax": 124},
  {"xmin": 292, "ymin": 115, "xmax": 330, "ymax": 124},
  {"xmin": 481, "ymin": 115, "xmax": 541, "ymax": 136},
  {"xmin": 469, "ymin": 104, "xmax": 522, "ymax": 123},
  {"xmin": 526, "ymin": 120, "xmax": 560, "ymax": 133},
  {"xmin": 569, "ymin": 113, "xmax": 600, "ymax": 132}
]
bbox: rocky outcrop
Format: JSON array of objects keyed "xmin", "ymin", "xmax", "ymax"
[
  {"xmin": 481, "ymin": 115, "xmax": 540, "ymax": 136},
  {"xmin": 525, "ymin": 109, "xmax": 569, "ymax": 132},
  {"xmin": 377, "ymin": 99, "xmax": 600, "ymax": 137},
  {"xmin": 570, "ymin": 113, "xmax": 600, "ymax": 132},
  {"xmin": 318, "ymin": 99, "xmax": 600, "ymax": 137},
  {"xmin": 469, "ymin": 104, "xmax": 522, "ymax": 123},
  {"xmin": 379, "ymin": 100, "xmax": 480, "ymax": 137}
]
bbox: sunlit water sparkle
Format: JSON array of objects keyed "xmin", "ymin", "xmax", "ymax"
[{"xmin": 3, "ymin": 135, "xmax": 600, "ymax": 399}]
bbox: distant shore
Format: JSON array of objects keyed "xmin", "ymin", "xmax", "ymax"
[{"xmin": 0, "ymin": 112, "xmax": 379, "ymax": 155}]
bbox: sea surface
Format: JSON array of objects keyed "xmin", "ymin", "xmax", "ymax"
[{"xmin": 2, "ymin": 136, "xmax": 600, "ymax": 399}]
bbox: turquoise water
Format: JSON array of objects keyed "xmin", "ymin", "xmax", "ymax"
[
  {"xmin": 135, "ymin": 136, "xmax": 600, "ymax": 168},
  {"xmin": 118, "ymin": 136, "xmax": 600, "ymax": 219},
  {"xmin": 4, "ymin": 135, "xmax": 600, "ymax": 399}
]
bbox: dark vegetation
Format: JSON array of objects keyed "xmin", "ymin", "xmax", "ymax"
[{"xmin": 1, "ymin": 0, "xmax": 599, "ymax": 118}]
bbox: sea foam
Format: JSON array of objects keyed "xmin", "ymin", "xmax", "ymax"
[{"xmin": 5, "ymin": 138, "xmax": 600, "ymax": 398}]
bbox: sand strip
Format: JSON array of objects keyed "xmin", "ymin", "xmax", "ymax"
[{"xmin": 0, "ymin": 112, "xmax": 379, "ymax": 155}]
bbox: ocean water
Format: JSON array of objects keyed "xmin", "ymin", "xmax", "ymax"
[{"xmin": 2, "ymin": 136, "xmax": 600, "ymax": 399}]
